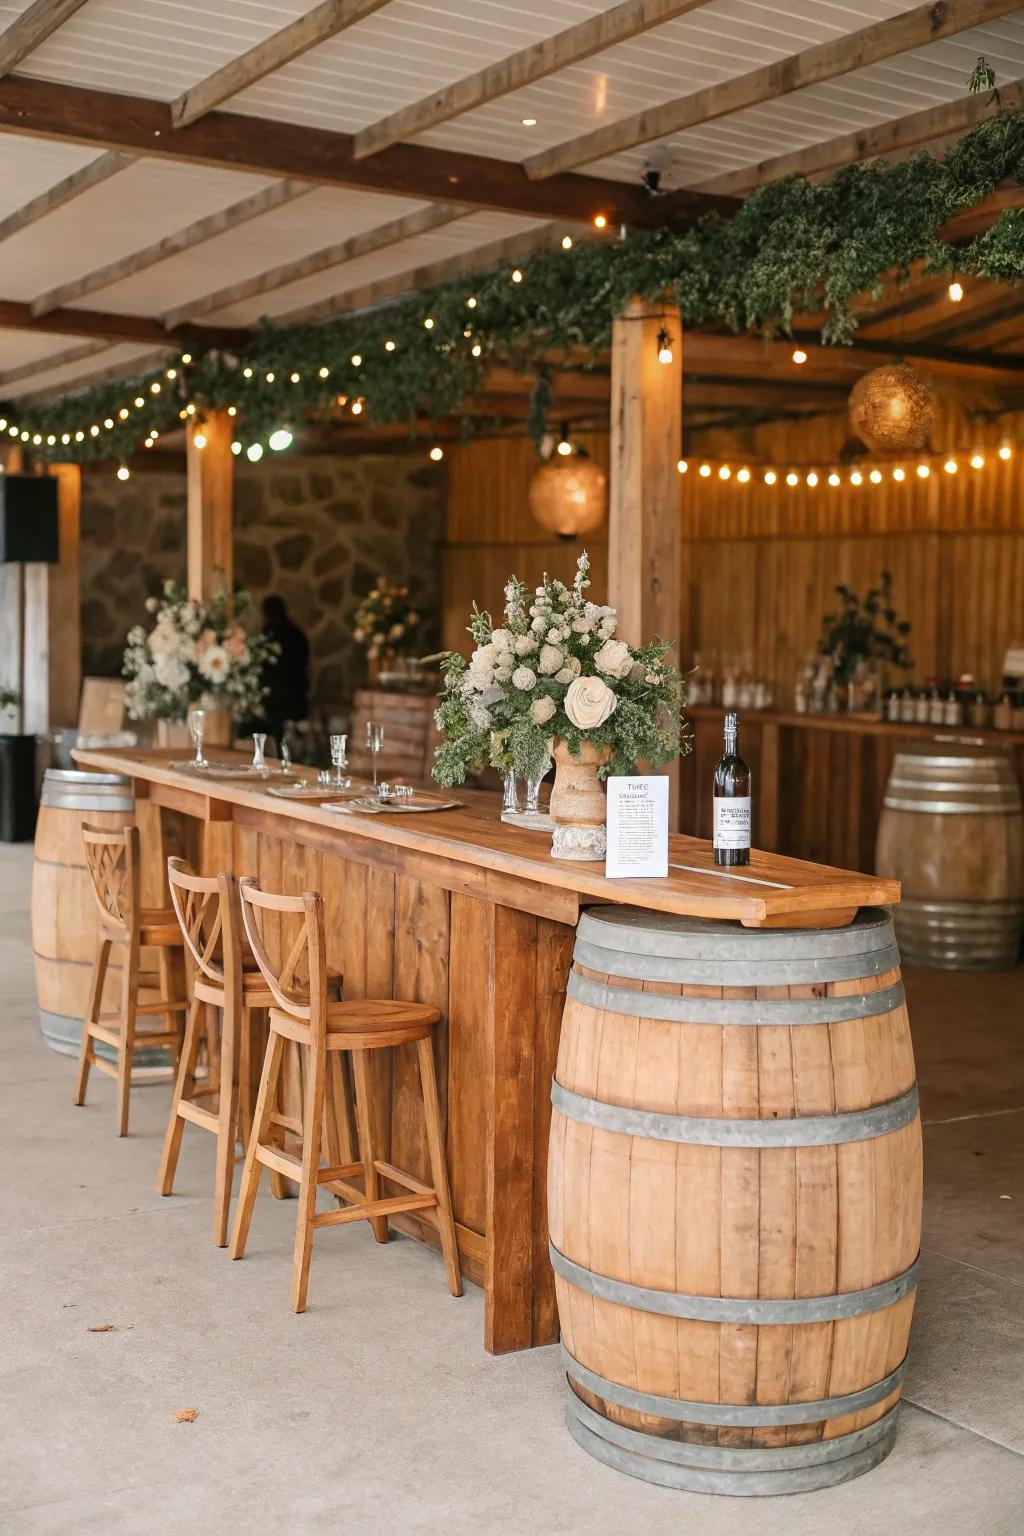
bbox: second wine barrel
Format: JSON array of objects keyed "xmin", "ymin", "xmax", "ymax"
[
  {"xmin": 876, "ymin": 743, "xmax": 1024, "ymax": 969},
  {"xmin": 548, "ymin": 905, "xmax": 922, "ymax": 1497}
]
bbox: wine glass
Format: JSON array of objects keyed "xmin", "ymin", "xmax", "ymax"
[
  {"xmin": 501, "ymin": 773, "xmax": 521, "ymax": 817},
  {"xmin": 329, "ymin": 732, "xmax": 350, "ymax": 788},
  {"xmin": 251, "ymin": 732, "xmax": 267, "ymax": 774},
  {"xmin": 524, "ymin": 751, "xmax": 552, "ymax": 819},
  {"xmin": 365, "ymin": 720, "xmax": 384, "ymax": 787},
  {"xmin": 279, "ymin": 735, "xmax": 292, "ymax": 776},
  {"xmin": 188, "ymin": 708, "xmax": 207, "ymax": 770}
]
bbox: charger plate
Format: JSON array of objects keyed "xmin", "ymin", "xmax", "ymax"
[{"xmin": 325, "ymin": 794, "xmax": 461, "ymax": 815}]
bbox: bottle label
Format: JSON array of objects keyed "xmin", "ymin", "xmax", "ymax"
[{"xmin": 714, "ymin": 797, "xmax": 751, "ymax": 850}]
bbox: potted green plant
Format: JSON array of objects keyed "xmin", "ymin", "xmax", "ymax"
[{"xmin": 817, "ymin": 572, "xmax": 912, "ymax": 714}]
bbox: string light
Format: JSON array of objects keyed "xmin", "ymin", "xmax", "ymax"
[
  {"xmin": 521, "ymin": 117, "xmax": 537, "ymax": 127},
  {"xmin": 144, "ymin": 436, "xmax": 154, "ymax": 448},
  {"xmin": 511, "ymin": 268, "xmax": 523, "ymax": 283},
  {"xmin": 828, "ymin": 472, "xmax": 841, "ymax": 487},
  {"xmin": 150, "ymin": 381, "xmax": 161, "ymax": 394},
  {"xmin": 116, "ymin": 465, "xmax": 130, "ymax": 481},
  {"xmin": 657, "ymin": 327, "xmax": 674, "ymax": 365},
  {"xmin": 89, "ymin": 425, "xmax": 99, "ymax": 437},
  {"xmin": 970, "ymin": 452, "xmax": 985, "ymax": 469},
  {"xmin": 351, "ymin": 399, "xmax": 364, "ymax": 415},
  {"xmin": 231, "ymin": 441, "xmax": 242, "ymax": 456},
  {"xmin": 561, "ymin": 235, "xmax": 573, "ymax": 250},
  {"xmin": 764, "ymin": 469, "xmax": 777, "ymax": 485},
  {"xmin": 471, "ymin": 343, "xmax": 482, "ymax": 356},
  {"xmin": 185, "ymin": 403, "xmax": 196, "ymax": 416},
  {"xmin": 593, "ymin": 213, "xmax": 608, "ymax": 229},
  {"xmin": 265, "ymin": 371, "xmax": 275, "ymax": 383},
  {"xmin": 466, "ymin": 297, "xmax": 477, "ymax": 309},
  {"xmin": 268, "ymin": 428, "xmax": 293, "ymax": 452},
  {"xmin": 246, "ymin": 443, "xmax": 264, "ymax": 462},
  {"xmin": 917, "ymin": 463, "xmax": 931, "ymax": 478},
  {"xmin": 677, "ymin": 459, "xmax": 688, "ymax": 474},
  {"xmin": 290, "ymin": 371, "xmax": 301, "ymax": 382},
  {"xmin": 806, "ymin": 470, "xmax": 819, "ymax": 487},
  {"xmin": 792, "ymin": 348, "xmax": 808, "ymax": 365},
  {"xmin": 180, "ymin": 353, "xmax": 192, "ymax": 365},
  {"xmin": 718, "ymin": 465, "xmax": 731, "ymax": 480},
  {"xmin": 351, "ymin": 353, "xmax": 363, "ymax": 366},
  {"xmin": 944, "ymin": 458, "xmax": 958, "ymax": 474},
  {"xmin": 699, "ymin": 463, "xmax": 712, "ymax": 478},
  {"xmin": 869, "ymin": 468, "xmax": 883, "ymax": 484},
  {"xmin": 948, "ymin": 280, "xmax": 964, "ymax": 302},
  {"xmin": 227, "ymin": 405, "xmax": 237, "ymax": 416},
  {"xmin": 893, "ymin": 466, "xmax": 906, "ymax": 482},
  {"xmin": 165, "ymin": 367, "xmax": 177, "ymax": 380},
  {"xmin": 103, "ymin": 417, "xmax": 113, "ymax": 429},
  {"xmin": 193, "ymin": 432, "xmax": 207, "ymax": 449},
  {"xmin": 999, "ymin": 443, "xmax": 1013, "ymax": 459},
  {"xmin": 423, "ymin": 317, "xmax": 434, "ymax": 330},
  {"xmin": 850, "ymin": 470, "xmax": 863, "ymax": 486},
  {"xmin": 318, "ymin": 365, "xmax": 330, "ymax": 377},
  {"xmin": 243, "ymin": 367, "xmax": 254, "ymax": 379},
  {"xmin": 785, "ymin": 470, "xmax": 799, "ymax": 486},
  {"xmin": 429, "ymin": 445, "xmax": 444, "ymax": 461},
  {"xmin": 737, "ymin": 466, "xmax": 751, "ymax": 484},
  {"xmin": 384, "ymin": 340, "xmax": 396, "ymax": 351},
  {"xmin": 133, "ymin": 396, "xmax": 144, "ymax": 408}
]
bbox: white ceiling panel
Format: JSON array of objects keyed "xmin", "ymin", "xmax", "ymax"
[
  {"xmin": 0, "ymin": 328, "xmax": 102, "ymax": 379},
  {"xmin": 1, "ymin": 341, "xmax": 166, "ymax": 402},
  {"xmin": 0, "ymin": 137, "xmax": 105, "ymax": 222}
]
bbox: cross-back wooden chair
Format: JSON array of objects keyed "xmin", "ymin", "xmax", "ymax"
[
  {"xmin": 231, "ymin": 876, "xmax": 462, "ymax": 1313},
  {"xmin": 74, "ymin": 822, "xmax": 188, "ymax": 1137},
  {"xmin": 159, "ymin": 857, "xmax": 349, "ymax": 1245}
]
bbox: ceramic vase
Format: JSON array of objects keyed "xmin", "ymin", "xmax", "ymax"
[{"xmin": 549, "ymin": 739, "xmax": 610, "ymax": 861}]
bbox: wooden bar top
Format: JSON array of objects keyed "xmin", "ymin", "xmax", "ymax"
[{"xmin": 73, "ymin": 746, "xmax": 897, "ymax": 928}]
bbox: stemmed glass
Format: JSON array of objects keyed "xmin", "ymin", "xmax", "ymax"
[
  {"xmin": 329, "ymin": 733, "xmax": 350, "ymax": 788},
  {"xmin": 501, "ymin": 773, "xmax": 521, "ymax": 817},
  {"xmin": 188, "ymin": 708, "xmax": 207, "ymax": 770},
  {"xmin": 251, "ymin": 732, "xmax": 267, "ymax": 774},
  {"xmin": 524, "ymin": 750, "xmax": 552, "ymax": 819},
  {"xmin": 365, "ymin": 720, "xmax": 384, "ymax": 787}
]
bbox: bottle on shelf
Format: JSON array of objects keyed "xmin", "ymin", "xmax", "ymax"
[{"xmin": 713, "ymin": 711, "xmax": 751, "ymax": 868}]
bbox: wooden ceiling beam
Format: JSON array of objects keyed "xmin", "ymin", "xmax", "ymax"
[
  {"xmin": 0, "ymin": 0, "xmax": 88, "ymax": 76},
  {"xmin": 161, "ymin": 202, "xmax": 472, "ymax": 329},
  {"xmin": 522, "ymin": 0, "xmax": 1024, "ymax": 179},
  {"xmin": 0, "ymin": 150, "xmax": 136, "ymax": 244},
  {"xmin": 0, "ymin": 75, "xmax": 731, "ymax": 229},
  {"xmin": 0, "ymin": 338, "xmax": 109, "ymax": 391},
  {"xmin": 171, "ymin": 1, "xmax": 393, "ymax": 128},
  {"xmin": 12, "ymin": 347, "xmax": 174, "ymax": 407},
  {"xmin": 695, "ymin": 80, "xmax": 1024, "ymax": 195},
  {"xmin": 29, "ymin": 179, "xmax": 316, "ymax": 318},
  {"xmin": 0, "ymin": 298, "xmax": 247, "ymax": 349},
  {"xmin": 353, "ymin": 0, "xmax": 715, "ymax": 159}
]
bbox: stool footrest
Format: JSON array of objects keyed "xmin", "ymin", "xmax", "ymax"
[
  {"xmin": 374, "ymin": 1160, "xmax": 433, "ymax": 1198},
  {"xmin": 177, "ymin": 1100, "xmax": 219, "ymax": 1132},
  {"xmin": 86, "ymin": 1022, "xmax": 181, "ymax": 1050},
  {"xmin": 313, "ymin": 1192, "xmax": 437, "ymax": 1229},
  {"xmin": 256, "ymin": 1143, "xmax": 303, "ymax": 1179},
  {"xmin": 268, "ymin": 1111, "xmax": 303, "ymax": 1135},
  {"xmin": 89, "ymin": 1056, "xmax": 119, "ymax": 1080},
  {"xmin": 134, "ymin": 998, "xmax": 189, "ymax": 1017},
  {"xmin": 318, "ymin": 1160, "xmax": 363, "ymax": 1184}
]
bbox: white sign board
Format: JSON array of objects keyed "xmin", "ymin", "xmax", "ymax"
[{"xmin": 605, "ymin": 776, "xmax": 669, "ymax": 879}]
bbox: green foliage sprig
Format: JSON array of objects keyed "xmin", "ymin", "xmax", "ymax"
[
  {"xmin": 6, "ymin": 94, "xmax": 1024, "ymax": 463},
  {"xmin": 817, "ymin": 572, "xmax": 912, "ymax": 686}
]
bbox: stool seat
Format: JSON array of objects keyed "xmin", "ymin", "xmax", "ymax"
[
  {"xmin": 140, "ymin": 908, "xmax": 185, "ymax": 946},
  {"xmin": 269, "ymin": 996, "xmax": 439, "ymax": 1052}
]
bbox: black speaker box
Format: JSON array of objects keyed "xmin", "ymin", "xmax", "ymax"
[{"xmin": 0, "ymin": 474, "xmax": 60, "ymax": 563}]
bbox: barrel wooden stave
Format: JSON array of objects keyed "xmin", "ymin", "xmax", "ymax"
[
  {"xmin": 548, "ymin": 907, "xmax": 922, "ymax": 1495},
  {"xmin": 876, "ymin": 745, "xmax": 1024, "ymax": 969}
]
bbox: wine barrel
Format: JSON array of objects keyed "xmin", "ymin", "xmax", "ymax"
[
  {"xmin": 548, "ymin": 906, "xmax": 921, "ymax": 1497},
  {"xmin": 31, "ymin": 770, "xmax": 166, "ymax": 1067},
  {"xmin": 876, "ymin": 743, "xmax": 1024, "ymax": 969}
]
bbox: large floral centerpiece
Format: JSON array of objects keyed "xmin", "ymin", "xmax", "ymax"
[
  {"xmin": 123, "ymin": 581, "xmax": 277, "ymax": 726},
  {"xmin": 433, "ymin": 552, "xmax": 685, "ymax": 859}
]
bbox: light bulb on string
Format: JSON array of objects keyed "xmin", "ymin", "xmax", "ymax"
[
  {"xmin": 718, "ymin": 464, "xmax": 731, "ymax": 480},
  {"xmin": 970, "ymin": 452, "xmax": 984, "ymax": 469},
  {"xmin": 290, "ymin": 371, "xmax": 301, "ymax": 383},
  {"xmin": 227, "ymin": 405, "xmax": 237, "ymax": 417},
  {"xmin": 657, "ymin": 327, "xmax": 674, "ymax": 366},
  {"xmin": 466, "ymin": 297, "xmax": 477, "ymax": 309},
  {"xmin": 806, "ymin": 471, "xmax": 819, "ymax": 487},
  {"xmin": 351, "ymin": 399, "xmax": 364, "ymax": 415},
  {"xmin": 944, "ymin": 459, "xmax": 958, "ymax": 474},
  {"xmin": 104, "ymin": 418, "xmax": 113, "ymax": 429},
  {"xmin": 737, "ymin": 466, "xmax": 751, "ymax": 484},
  {"xmin": 917, "ymin": 463, "xmax": 931, "ymax": 479},
  {"xmin": 593, "ymin": 213, "xmax": 607, "ymax": 229},
  {"xmin": 150, "ymin": 381, "xmax": 161, "ymax": 394},
  {"xmin": 134, "ymin": 396, "xmax": 144, "ymax": 409},
  {"xmin": 46, "ymin": 434, "xmax": 55, "ymax": 446},
  {"xmin": 828, "ymin": 472, "xmax": 841, "ymax": 487},
  {"xmin": 948, "ymin": 281, "xmax": 964, "ymax": 302},
  {"xmin": 351, "ymin": 353, "xmax": 363, "ymax": 367},
  {"xmin": 429, "ymin": 446, "xmax": 444, "ymax": 462},
  {"xmin": 166, "ymin": 367, "xmax": 177, "ymax": 380},
  {"xmin": 246, "ymin": 443, "xmax": 264, "ymax": 462},
  {"xmin": 116, "ymin": 464, "xmax": 130, "ymax": 481},
  {"xmin": 699, "ymin": 463, "xmax": 712, "ymax": 478},
  {"xmin": 180, "ymin": 353, "xmax": 192, "ymax": 365},
  {"xmin": 193, "ymin": 432, "xmax": 207, "ymax": 449},
  {"xmin": 869, "ymin": 469, "xmax": 883, "ymax": 484},
  {"xmin": 764, "ymin": 469, "xmax": 777, "ymax": 485},
  {"xmin": 265, "ymin": 371, "xmax": 275, "ymax": 383},
  {"xmin": 785, "ymin": 470, "xmax": 799, "ymax": 487},
  {"xmin": 471, "ymin": 343, "xmax": 482, "ymax": 357},
  {"xmin": 511, "ymin": 268, "xmax": 523, "ymax": 283},
  {"xmin": 561, "ymin": 236, "xmax": 573, "ymax": 250},
  {"xmin": 791, "ymin": 349, "xmax": 808, "ymax": 365},
  {"xmin": 999, "ymin": 443, "xmax": 1013, "ymax": 460},
  {"xmin": 423, "ymin": 318, "xmax": 434, "ymax": 330},
  {"xmin": 850, "ymin": 470, "xmax": 863, "ymax": 486},
  {"xmin": 318, "ymin": 365, "xmax": 330, "ymax": 378},
  {"xmin": 89, "ymin": 425, "xmax": 99, "ymax": 437},
  {"xmin": 892, "ymin": 466, "xmax": 906, "ymax": 482},
  {"xmin": 32, "ymin": 433, "xmax": 41, "ymax": 445},
  {"xmin": 185, "ymin": 403, "xmax": 196, "ymax": 416},
  {"xmin": 677, "ymin": 459, "xmax": 688, "ymax": 474},
  {"xmin": 243, "ymin": 367, "xmax": 254, "ymax": 379},
  {"xmin": 268, "ymin": 428, "xmax": 293, "ymax": 452},
  {"xmin": 231, "ymin": 441, "xmax": 242, "ymax": 456},
  {"xmin": 384, "ymin": 340, "xmax": 396, "ymax": 352}
]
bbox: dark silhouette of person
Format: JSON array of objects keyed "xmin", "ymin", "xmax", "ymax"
[{"xmin": 260, "ymin": 594, "xmax": 310, "ymax": 749}]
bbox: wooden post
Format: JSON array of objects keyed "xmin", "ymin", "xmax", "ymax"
[
  {"xmin": 608, "ymin": 295, "xmax": 683, "ymax": 823},
  {"xmin": 186, "ymin": 410, "xmax": 234, "ymax": 600},
  {"xmin": 0, "ymin": 443, "xmax": 24, "ymax": 728}
]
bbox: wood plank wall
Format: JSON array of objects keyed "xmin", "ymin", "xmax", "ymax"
[{"xmin": 442, "ymin": 403, "xmax": 1024, "ymax": 696}]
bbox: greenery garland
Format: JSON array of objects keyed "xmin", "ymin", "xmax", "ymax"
[{"xmin": 5, "ymin": 94, "xmax": 1024, "ymax": 466}]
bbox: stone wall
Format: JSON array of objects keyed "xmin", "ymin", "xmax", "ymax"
[{"xmin": 80, "ymin": 451, "xmax": 445, "ymax": 707}]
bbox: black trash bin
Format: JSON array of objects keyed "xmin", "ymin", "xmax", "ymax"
[{"xmin": 0, "ymin": 734, "xmax": 37, "ymax": 841}]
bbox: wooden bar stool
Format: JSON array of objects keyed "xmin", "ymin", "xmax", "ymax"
[
  {"xmin": 158, "ymin": 858, "xmax": 350, "ymax": 1245},
  {"xmin": 73, "ymin": 823, "xmax": 189, "ymax": 1137},
  {"xmin": 230, "ymin": 877, "xmax": 462, "ymax": 1313}
]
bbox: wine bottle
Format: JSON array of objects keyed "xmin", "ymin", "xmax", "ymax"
[{"xmin": 713, "ymin": 711, "xmax": 751, "ymax": 867}]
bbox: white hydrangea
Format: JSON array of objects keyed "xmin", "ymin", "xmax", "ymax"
[
  {"xmin": 491, "ymin": 628, "xmax": 513, "ymax": 651},
  {"xmin": 530, "ymin": 696, "xmax": 556, "ymax": 725},
  {"xmin": 554, "ymin": 658, "xmax": 582, "ymax": 684},
  {"xmin": 571, "ymin": 617, "xmax": 594, "ymax": 633},
  {"xmin": 537, "ymin": 644, "xmax": 564, "ymax": 676},
  {"xmin": 468, "ymin": 701, "xmax": 493, "ymax": 731},
  {"xmin": 514, "ymin": 634, "xmax": 537, "ymax": 655},
  {"xmin": 531, "ymin": 616, "xmax": 548, "ymax": 635},
  {"xmin": 547, "ymin": 627, "xmax": 568, "ymax": 644},
  {"xmin": 153, "ymin": 652, "xmax": 189, "ymax": 692},
  {"xmin": 594, "ymin": 639, "xmax": 633, "ymax": 679},
  {"xmin": 511, "ymin": 666, "xmax": 537, "ymax": 691}
]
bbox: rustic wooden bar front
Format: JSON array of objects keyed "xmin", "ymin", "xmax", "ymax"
[{"xmin": 73, "ymin": 746, "xmax": 897, "ymax": 1354}]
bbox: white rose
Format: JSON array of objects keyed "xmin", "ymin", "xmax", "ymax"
[
  {"xmin": 198, "ymin": 644, "xmax": 230, "ymax": 683},
  {"xmin": 594, "ymin": 639, "xmax": 633, "ymax": 679},
  {"xmin": 530, "ymin": 695, "xmax": 556, "ymax": 725},
  {"xmin": 538, "ymin": 644, "xmax": 564, "ymax": 676},
  {"xmin": 554, "ymin": 660, "xmax": 581, "ymax": 684},
  {"xmin": 547, "ymin": 627, "xmax": 563, "ymax": 644},
  {"xmin": 531, "ymin": 616, "xmax": 548, "ymax": 635},
  {"xmin": 571, "ymin": 617, "xmax": 593, "ymax": 633},
  {"xmin": 514, "ymin": 634, "xmax": 537, "ymax": 655},
  {"xmin": 491, "ymin": 628, "xmax": 512, "ymax": 651},
  {"xmin": 564, "ymin": 675, "xmax": 617, "ymax": 730},
  {"xmin": 512, "ymin": 666, "xmax": 537, "ymax": 691},
  {"xmin": 494, "ymin": 662, "xmax": 513, "ymax": 682},
  {"xmin": 154, "ymin": 653, "xmax": 189, "ymax": 692}
]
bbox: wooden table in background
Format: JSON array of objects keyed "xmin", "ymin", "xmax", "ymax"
[{"xmin": 72, "ymin": 747, "xmax": 897, "ymax": 1354}]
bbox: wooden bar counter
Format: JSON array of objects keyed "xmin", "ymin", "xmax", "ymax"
[{"xmin": 72, "ymin": 746, "xmax": 897, "ymax": 1354}]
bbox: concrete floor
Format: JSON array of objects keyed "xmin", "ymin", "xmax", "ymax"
[{"xmin": 2, "ymin": 841, "xmax": 1023, "ymax": 1535}]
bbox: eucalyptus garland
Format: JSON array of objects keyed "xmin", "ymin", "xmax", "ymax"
[{"xmin": 6, "ymin": 98, "xmax": 1024, "ymax": 465}]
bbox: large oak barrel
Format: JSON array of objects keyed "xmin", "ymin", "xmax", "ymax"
[
  {"xmin": 876, "ymin": 743, "xmax": 1024, "ymax": 969},
  {"xmin": 548, "ymin": 906, "xmax": 921, "ymax": 1496},
  {"xmin": 30, "ymin": 769, "xmax": 170, "ymax": 1067}
]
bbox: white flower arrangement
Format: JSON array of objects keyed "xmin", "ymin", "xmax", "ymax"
[
  {"xmin": 433, "ymin": 551, "xmax": 686, "ymax": 785},
  {"xmin": 122, "ymin": 580, "xmax": 278, "ymax": 724}
]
